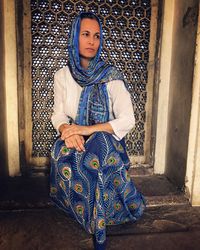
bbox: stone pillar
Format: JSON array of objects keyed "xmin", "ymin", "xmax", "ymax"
[
  {"xmin": 185, "ymin": 3, "xmax": 200, "ymax": 206},
  {"xmin": 0, "ymin": 1, "xmax": 8, "ymax": 176},
  {"xmin": 154, "ymin": 0, "xmax": 198, "ymax": 189},
  {"xmin": 154, "ymin": 0, "xmax": 175, "ymax": 174},
  {"xmin": 2, "ymin": 0, "xmax": 20, "ymax": 176},
  {"xmin": 164, "ymin": 0, "xmax": 198, "ymax": 188}
]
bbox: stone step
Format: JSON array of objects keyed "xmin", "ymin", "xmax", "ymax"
[
  {"xmin": 107, "ymin": 203, "xmax": 200, "ymax": 236},
  {"xmin": 146, "ymin": 195, "xmax": 189, "ymax": 207},
  {"xmin": 129, "ymin": 165, "xmax": 154, "ymax": 176},
  {"xmin": 0, "ymin": 174, "xmax": 189, "ymax": 210},
  {"xmin": 0, "ymin": 195, "xmax": 189, "ymax": 211}
]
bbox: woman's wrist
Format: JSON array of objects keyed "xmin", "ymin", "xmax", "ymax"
[
  {"xmin": 87, "ymin": 125, "xmax": 95, "ymax": 135},
  {"xmin": 59, "ymin": 123, "xmax": 70, "ymax": 134}
]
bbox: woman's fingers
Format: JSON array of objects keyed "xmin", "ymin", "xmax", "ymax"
[
  {"xmin": 64, "ymin": 135, "xmax": 85, "ymax": 152},
  {"xmin": 64, "ymin": 138, "xmax": 73, "ymax": 149},
  {"xmin": 75, "ymin": 135, "xmax": 85, "ymax": 151}
]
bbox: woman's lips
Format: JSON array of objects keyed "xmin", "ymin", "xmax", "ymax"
[{"xmin": 86, "ymin": 48, "xmax": 95, "ymax": 52}]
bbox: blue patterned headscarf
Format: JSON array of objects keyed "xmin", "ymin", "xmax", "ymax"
[{"xmin": 68, "ymin": 12, "xmax": 124, "ymax": 125}]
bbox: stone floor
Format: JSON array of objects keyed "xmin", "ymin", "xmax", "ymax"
[{"xmin": 0, "ymin": 173, "xmax": 200, "ymax": 250}]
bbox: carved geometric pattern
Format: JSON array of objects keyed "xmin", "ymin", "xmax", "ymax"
[{"xmin": 31, "ymin": 0, "xmax": 151, "ymax": 157}]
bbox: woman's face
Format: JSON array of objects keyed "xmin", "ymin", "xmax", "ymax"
[{"xmin": 79, "ymin": 18, "xmax": 100, "ymax": 61}]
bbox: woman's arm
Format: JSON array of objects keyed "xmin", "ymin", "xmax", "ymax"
[
  {"xmin": 51, "ymin": 71, "xmax": 71, "ymax": 133},
  {"xmin": 60, "ymin": 80, "xmax": 134, "ymax": 141},
  {"xmin": 60, "ymin": 122, "xmax": 114, "ymax": 140},
  {"xmin": 107, "ymin": 80, "xmax": 135, "ymax": 140},
  {"xmin": 52, "ymin": 70, "xmax": 86, "ymax": 152}
]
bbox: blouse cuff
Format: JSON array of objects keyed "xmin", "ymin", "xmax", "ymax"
[
  {"xmin": 51, "ymin": 116, "xmax": 71, "ymax": 136},
  {"xmin": 108, "ymin": 118, "xmax": 134, "ymax": 141},
  {"xmin": 108, "ymin": 120, "xmax": 125, "ymax": 141}
]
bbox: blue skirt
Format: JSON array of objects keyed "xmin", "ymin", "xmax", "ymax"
[{"xmin": 50, "ymin": 132, "xmax": 146, "ymax": 244}]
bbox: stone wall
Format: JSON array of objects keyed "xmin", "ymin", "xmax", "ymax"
[{"xmin": 165, "ymin": 0, "xmax": 199, "ymax": 188}]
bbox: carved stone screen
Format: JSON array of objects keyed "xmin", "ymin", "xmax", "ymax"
[{"xmin": 31, "ymin": 0, "xmax": 151, "ymax": 158}]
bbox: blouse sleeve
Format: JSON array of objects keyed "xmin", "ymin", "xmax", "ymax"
[
  {"xmin": 108, "ymin": 80, "xmax": 135, "ymax": 140},
  {"xmin": 51, "ymin": 71, "xmax": 71, "ymax": 134}
]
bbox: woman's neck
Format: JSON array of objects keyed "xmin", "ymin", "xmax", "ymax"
[{"xmin": 80, "ymin": 57, "xmax": 90, "ymax": 69}]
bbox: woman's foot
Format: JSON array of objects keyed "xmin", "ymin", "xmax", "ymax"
[{"xmin": 92, "ymin": 235, "xmax": 106, "ymax": 250}]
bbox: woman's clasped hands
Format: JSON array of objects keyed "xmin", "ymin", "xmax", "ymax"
[{"xmin": 60, "ymin": 124, "xmax": 93, "ymax": 152}]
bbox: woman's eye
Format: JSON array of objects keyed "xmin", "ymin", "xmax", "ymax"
[
  {"xmin": 82, "ymin": 32, "xmax": 89, "ymax": 37},
  {"xmin": 95, "ymin": 34, "xmax": 100, "ymax": 39}
]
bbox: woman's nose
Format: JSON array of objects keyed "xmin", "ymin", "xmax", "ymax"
[{"xmin": 88, "ymin": 36, "xmax": 94, "ymax": 45}]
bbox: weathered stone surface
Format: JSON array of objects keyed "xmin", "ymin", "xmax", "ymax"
[
  {"xmin": 0, "ymin": 208, "xmax": 89, "ymax": 250},
  {"xmin": 152, "ymin": 219, "xmax": 187, "ymax": 231},
  {"xmin": 107, "ymin": 231, "xmax": 200, "ymax": 250},
  {"xmin": 129, "ymin": 166, "xmax": 153, "ymax": 176},
  {"xmin": 0, "ymin": 174, "xmax": 200, "ymax": 249},
  {"xmin": 146, "ymin": 195, "xmax": 189, "ymax": 207},
  {"xmin": 0, "ymin": 208, "xmax": 200, "ymax": 250},
  {"xmin": 106, "ymin": 204, "xmax": 200, "ymax": 236},
  {"xmin": 133, "ymin": 174, "xmax": 183, "ymax": 196}
]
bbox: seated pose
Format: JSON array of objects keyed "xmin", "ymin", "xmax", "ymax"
[{"xmin": 50, "ymin": 12, "xmax": 146, "ymax": 250}]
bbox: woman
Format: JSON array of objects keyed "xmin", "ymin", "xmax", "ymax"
[{"xmin": 50, "ymin": 12, "xmax": 146, "ymax": 250}]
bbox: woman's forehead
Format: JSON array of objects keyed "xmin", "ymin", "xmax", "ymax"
[{"xmin": 80, "ymin": 18, "xmax": 100, "ymax": 32}]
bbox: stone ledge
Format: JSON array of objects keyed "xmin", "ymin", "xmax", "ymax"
[
  {"xmin": 1, "ymin": 205, "xmax": 199, "ymax": 237},
  {"xmin": 146, "ymin": 195, "xmax": 189, "ymax": 207},
  {"xmin": 0, "ymin": 175, "xmax": 188, "ymax": 210},
  {"xmin": 0, "ymin": 195, "xmax": 189, "ymax": 211},
  {"xmin": 107, "ymin": 204, "xmax": 200, "ymax": 236}
]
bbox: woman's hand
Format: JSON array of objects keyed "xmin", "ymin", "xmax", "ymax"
[
  {"xmin": 58, "ymin": 122, "xmax": 114, "ymax": 151},
  {"xmin": 61, "ymin": 124, "xmax": 93, "ymax": 139},
  {"xmin": 59, "ymin": 124, "xmax": 88, "ymax": 152},
  {"xmin": 64, "ymin": 134, "xmax": 85, "ymax": 152}
]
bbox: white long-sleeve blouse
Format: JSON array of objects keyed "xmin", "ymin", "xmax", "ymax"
[{"xmin": 51, "ymin": 66, "xmax": 135, "ymax": 140}]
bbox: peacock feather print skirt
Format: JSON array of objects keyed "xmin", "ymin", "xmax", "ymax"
[{"xmin": 50, "ymin": 132, "xmax": 146, "ymax": 244}]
